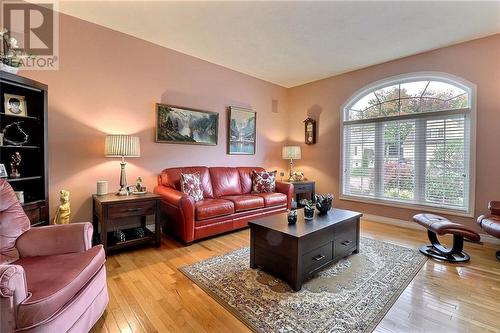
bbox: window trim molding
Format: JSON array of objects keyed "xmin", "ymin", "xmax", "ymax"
[{"xmin": 339, "ymin": 71, "xmax": 477, "ymax": 217}]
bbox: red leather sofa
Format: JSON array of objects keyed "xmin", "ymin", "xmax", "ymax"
[{"xmin": 154, "ymin": 166, "xmax": 293, "ymax": 244}]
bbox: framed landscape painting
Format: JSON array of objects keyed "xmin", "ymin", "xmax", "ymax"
[
  {"xmin": 156, "ymin": 103, "xmax": 218, "ymax": 145},
  {"xmin": 228, "ymin": 106, "xmax": 256, "ymax": 155}
]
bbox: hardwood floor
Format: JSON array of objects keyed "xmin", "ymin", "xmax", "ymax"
[{"xmin": 90, "ymin": 220, "xmax": 500, "ymax": 333}]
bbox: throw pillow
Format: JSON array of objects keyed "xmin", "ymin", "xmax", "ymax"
[
  {"xmin": 180, "ymin": 172, "xmax": 204, "ymax": 202},
  {"xmin": 252, "ymin": 170, "xmax": 277, "ymax": 193}
]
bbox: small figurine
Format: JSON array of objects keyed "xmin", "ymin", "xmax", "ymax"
[
  {"xmin": 135, "ymin": 177, "xmax": 146, "ymax": 193},
  {"xmin": 53, "ymin": 190, "xmax": 71, "ymax": 224},
  {"xmin": 9, "ymin": 152, "xmax": 21, "ymax": 178}
]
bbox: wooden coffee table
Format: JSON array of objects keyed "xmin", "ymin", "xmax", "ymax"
[{"xmin": 249, "ymin": 208, "xmax": 362, "ymax": 291}]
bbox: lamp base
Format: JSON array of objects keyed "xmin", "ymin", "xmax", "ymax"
[
  {"xmin": 117, "ymin": 187, "xmax": 129, "ymax": 196},
  {"xmin": 116, "ymin": 160, "xmax": 128, "ymax": 196}
]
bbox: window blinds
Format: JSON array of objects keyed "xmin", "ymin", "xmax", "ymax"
[{"xmin": 342, "ymin": 109, "xmax": 470, "ymax": 212}]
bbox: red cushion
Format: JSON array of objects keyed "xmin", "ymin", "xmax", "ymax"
[
  {"xmin": 195, "ymin": 199, "xmax": 235, "ymax": 220},
  {"xmin": 237, "ymin": 167, "xmax": 265, "ymax": 193},
  {"xmin": 209, "ymin": 167, "xmax": 242, "ymax": 197},
  {"xmin": 0, "ymin": 179, "xmax": 30, "ymax": 264},
  {"xmin": 221, "ymin": 195, "xmax": 265, "ymax": 212},
  {"xmin": 254, "ymin": 192, "xmax": 287, "ymax": 207},
  {"xmin": 14, "ymin": 245, "xmax": 105, "ymax": 328},
  {"xmin": 160, "ymin": 167, "xmax": 214, "ymax": 198}
]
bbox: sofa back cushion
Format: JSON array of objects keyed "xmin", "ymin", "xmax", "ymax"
[
  {"xmin": 160, "ymin": 167, "xmax": 214, "ymax": 198},
  {"xmin": 0, "ymin": 179, "xmax": 30, "ymax": 264},
  {"xmin": 209, "ymin": 167, "xmax": 242, "ymax": 197},
  {"xmin": 237, "ymin": 167, "xmax": 265, "ymax": 194}
]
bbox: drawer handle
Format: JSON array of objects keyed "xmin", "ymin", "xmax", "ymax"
[
  {"xmin": 313, "ymin": 254, "xmax": 325, "ymax": 261},
  {"xmin": 341, "ymin": 240, "xmax": 352, "ymax": 246},
  {"xmin": 126, "ymin": 208, "xmax": 142, "ymax": 212}
]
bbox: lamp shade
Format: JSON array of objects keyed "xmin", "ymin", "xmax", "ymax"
[
  {"xmin": 282, "ymin": 146, "xmax": 301, "ymax": 160},
  {"xmin": 105, "ymin": 135, "xmax": 140, "ymax": 157}
]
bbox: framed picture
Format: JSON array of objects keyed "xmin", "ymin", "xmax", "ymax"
[
  {"xmin": 156, "ymin": 103, "xmax": 218, "ymax": 145},
  {"xmin": 228, "ymin": 106, "xmax": 256, "ymax": 155},
  {"xmin": 0, "ymin": 164, "xmax": 7, "ymax": 178},
  {"xmin": 3, "ymin": 94, "xmax": 27, "ymax": 117}
]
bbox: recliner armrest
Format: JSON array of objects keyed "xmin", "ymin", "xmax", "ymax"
[
  {"xmin": 488, "ymin": 201, "xmax": 500, "ymax": 215},
  {"xmin": 16, "ymin": 222, "xmax": 93, "ymax": 258},
  {"xmin": 276, "ymin": 181, "xmax": 294, "ymax": 209},
  {"xmin": 0, "ymin": 264, "xmax": 28, "ymax": 332}
]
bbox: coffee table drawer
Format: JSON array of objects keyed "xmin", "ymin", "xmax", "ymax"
[
  {"xmin": 108, "ymin": 201, "xmax": 155, "ymax": 219},
  {"xmin": 303, "ymin": 242, "xmax": 333, "ymax": 273}
]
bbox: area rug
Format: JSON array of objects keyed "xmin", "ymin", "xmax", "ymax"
[{"xmin": 180, "ymin": 237, "xmax": 427, "ymax": 333}]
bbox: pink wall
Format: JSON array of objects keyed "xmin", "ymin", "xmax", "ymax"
[
  {"xmin": 287, "ymin": 34, "xmax": 500, "ymax": 230},
  {"xmin": 20, "ymin": 11, "xmax": 500, "ymax": 230},
  {"xmin": 22, "ymin": 14, "xmax": 289, "ymax": 221}
]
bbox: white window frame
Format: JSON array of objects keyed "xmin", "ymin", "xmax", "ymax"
[{"xmin": 339, "ymin": 72, "xmax": 476, "ymax": 217}]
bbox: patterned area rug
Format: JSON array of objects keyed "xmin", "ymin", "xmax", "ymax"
[{"xmin": 180, "ymin": 237, "xmax": 427, "ymax": 333}]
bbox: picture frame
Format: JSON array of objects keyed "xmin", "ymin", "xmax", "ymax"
[
  {"xmin": 155, "ymin": 103, "xmax": 218, "ymax": 146},
  {"xmin": 3, "ymin": 94, "xmax": 27, "ymax": 117},
  {"xmin": 228, "ymin": 106, "xmax": 256, "ymax": 155},
  {"xmin": 0, "ymin": 164, "xmax": 7, "ymax": 178}
]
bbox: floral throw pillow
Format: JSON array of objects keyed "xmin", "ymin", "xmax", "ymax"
[
  {"xmin": 252, "ymin": 170, "xmax": 277, "ymax": 193},
  {"xmin": 180, "ymin": 172, "xmax": 204, "ymax": 202}
]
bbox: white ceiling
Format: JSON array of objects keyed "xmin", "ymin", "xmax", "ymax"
[{"xmin": 57, "ymin": 1, "xmax": 500, "ymax": 88}]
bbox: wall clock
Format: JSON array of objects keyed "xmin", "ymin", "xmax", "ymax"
[{"xmin": 303, "ymin": 117, "xmax": 316, "ymax": 145}]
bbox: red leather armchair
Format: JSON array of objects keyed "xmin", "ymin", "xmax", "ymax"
[
  {"xmin": 0, "ymin": 179, "xmax": 108, "ymax": 332},
  {"xmin": 154, "ymin": 166, "xmax": 294, "ymax": 244},
  {"xmin": 477, "ymin": 201, "xmax": 500, "ymax": 260}
]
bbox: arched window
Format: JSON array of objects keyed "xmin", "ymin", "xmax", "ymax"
[{"xmin": 341, "ymin": 72, "xmax": 475, "ymax": 214}]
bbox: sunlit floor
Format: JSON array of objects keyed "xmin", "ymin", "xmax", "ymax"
[{"xmin": 91, "ymin": 219, "xmax": 500, "ymax": 333}]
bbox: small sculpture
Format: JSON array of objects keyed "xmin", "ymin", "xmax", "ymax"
[
  {"xmin": 287, "ymin": 210, "xmax": 298, "ymax": 225},
  {"xmin": 9, "ymin": 152, "xmax": 21, "ymax": 178},
  {"xmin": 315, "ymin": 193, "xmax": 334, "ymax": 215},
  {"xmin": 53, "ymin": 190, "xmax": 71, "ymax": 224},
  {"xmin": 135, "ymin": 177, "xmax": 146, "ymax": 193}
]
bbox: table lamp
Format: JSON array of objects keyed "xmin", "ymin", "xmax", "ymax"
[
  {"xmin": 105, "ymin": 135, "xmax": 140, "ymax": 195},
  {"xmin": 282, "ymin": 145, "xmax": 301, "ymax": 182}
]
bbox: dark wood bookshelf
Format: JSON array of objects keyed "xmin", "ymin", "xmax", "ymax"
[{"xmin": 0, "ymin": 71, "xmax": 48, "ymax": 226}]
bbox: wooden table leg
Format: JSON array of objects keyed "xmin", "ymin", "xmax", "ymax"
[{"xmin": 154, "ymin": 201, "xmax": 161, "ymax": 247}]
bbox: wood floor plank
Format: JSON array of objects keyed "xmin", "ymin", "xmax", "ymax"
[{"xmin": 90, "ymin": 219, "xmax": 500, "ymax": 333}]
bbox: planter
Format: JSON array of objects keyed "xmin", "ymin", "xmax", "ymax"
[
  {"xmin": 304, "ymin": 207, "xmax": 315, "ymax": 220},
  {"xmin": 0, "ymin": 63, "xmax": 19, "ymax": 74}
]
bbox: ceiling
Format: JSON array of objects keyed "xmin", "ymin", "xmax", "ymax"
[{"xmin": 56, "ymin": 1, "xmax": 500, "ymax": 88}]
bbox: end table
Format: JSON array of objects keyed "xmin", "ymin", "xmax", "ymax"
[
  {"xmin": 286, "ymin": 180, "xmax": 316, "ymax": 205},
  {"xmin": 92, "ymin": 192, "xmax": 161, "ymax": 253}
]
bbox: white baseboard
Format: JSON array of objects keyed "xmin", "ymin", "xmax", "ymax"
[{"xmin": 361, "ymin": 213, "xmax": 500, "ymax": 246}]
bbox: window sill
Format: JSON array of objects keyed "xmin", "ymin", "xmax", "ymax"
[{"xmin": 339, "ymin": 195, "xmax": 474, "ymax": 218}]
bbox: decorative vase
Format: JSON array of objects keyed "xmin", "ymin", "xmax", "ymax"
[
  {"xmin": 315, "ymin": 193, "xmax": 334, "ymax": 215},
  {"xmin": 0, "ymin": 63, "xmax": 19, "ymax": 74},
  {"xmin": 304, "ymin": 206, "xmax": 315, "ymax": 220}
]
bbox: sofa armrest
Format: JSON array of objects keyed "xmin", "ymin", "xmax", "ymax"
[
  {"xmin": 16, "ymin": 222, "xmax": 93, "ymax": 258},
  {"xmin": 1, "ymin": 264, "xmax": 28, "ymax": 332},
  {"xmin": 276, "ymin": 181, "xmax": 294, "ymax": 209},
  {"xmin": 154, "ymin": 185, "xmax": 195, "ymax": 244},
  {"xmin": 488, "ymin": 201, "xmax": 500, "ymax": 215}
]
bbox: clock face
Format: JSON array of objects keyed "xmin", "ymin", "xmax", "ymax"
[
  {"xmin": 307, "ymin": 123, "xmax": 313, "ymax": 132},
  {"xmin": 307, "ymin": 136, "xmax": 313, "ymax": 143}
]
